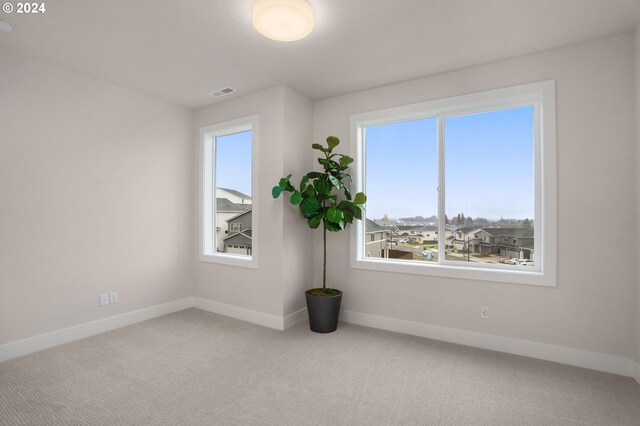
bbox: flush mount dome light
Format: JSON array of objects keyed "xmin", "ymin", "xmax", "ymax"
[{"xmin": 252, "ymin": 0, "xmax": 314, "ymax": 42}]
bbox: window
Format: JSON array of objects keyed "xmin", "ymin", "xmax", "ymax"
[
  {"xmin": 200, "ymin": 115, "xmax": 259, "ymax": 267},
  {"xmin": 350, "ymin": 81, "xmax": 556, "ymax": 286}
]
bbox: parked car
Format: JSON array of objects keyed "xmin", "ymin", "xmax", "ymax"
[
  {"xmin": 519, "ymin": 260, "xmax": 534, "ymax": 266},
  {"xmin": 508, "ymin": 258, "xmax": 524, "ymax": 265}
]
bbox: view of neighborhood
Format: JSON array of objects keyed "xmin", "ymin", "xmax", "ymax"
[
  {"xmin": 362, "ymin": 106, "xmax": 535, "ymax": 269},
  {"xmin": 215, "ymin": 187, "xmax": 253, "ymax": 256},
  {"xmin": 365, "ymin": 214, "xmax": 534, "ymax": 267},
  {"xmin": 214, "ymin": 130, "xmax": 253, "ymax": 257}
]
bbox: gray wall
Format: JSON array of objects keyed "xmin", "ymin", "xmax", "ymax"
[
  {"xmin": 193, "ymin": 86, "xmax": 313, "ymax": 319},
  {"xmin": 282, "ymin": 87, "xmax": 314, "ymax": 318},
  {"xmin": 313, "ymin": 33, "xmax": 637, "ymax": 360},
  {"xmin": 0, "ymin": 47, "xmax": 194, "ymax": 345}
]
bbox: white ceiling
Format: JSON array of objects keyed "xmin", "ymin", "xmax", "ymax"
[{"xmin": 1, "ymin": 0, "xmax": 639, "ymax": 109}]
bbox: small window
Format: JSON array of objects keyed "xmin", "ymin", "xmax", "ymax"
[{"xmin": 200, "ymin": 115, "xmax": 259, "ymax": 268}]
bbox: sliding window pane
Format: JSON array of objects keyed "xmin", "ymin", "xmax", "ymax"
[
  {"xmin": 364, "ymin": 118, "xmax": 438, "ymax": 262},
  {"xmin": 444, "ymin": 106, "xmax": 534, "ymax": 267}
]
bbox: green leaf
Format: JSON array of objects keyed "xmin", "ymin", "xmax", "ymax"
[
  {"xmin": 290, "ymin": 191, "xmax": 302, "ymax": 205},
  {"xmin": 353, "ymin": 206, "xmax": 363, "ymax": 220},
  {"xmin": 312, "ymin": 143, "xmax": 327, "ymax": 153},
  {"xmin": 343, "ymin": 188, "xmax": 352, "ymax": 200},
  {"xmin": 318, "ymin": 159, "xmax": 340, "ymax": 172},
  {"xmin": 343, "ymin": 209, "xmax": 354, "ymax": 224},
  {"xmin": 307, "ymin": 214, "xmax": 322, "ymax": 229},
  {"xmin": 300, "ymin": 176, "xmax": 309, "ymax": 191},
  {"xmin": 324, "ymin": 219, "xmax": 341, "ymax": 232},
  {"xmin": 326, "ymin": 208, "xmax": 344, "ymax": 224},
  {"xmin": 278, "ymin": 174, "xmax": 292, "ymax": 188},
  {"xmin": 326, "ymin": 136, "xmax": 340, "ymax": 151},
  {"xmin": 327, "ymin": 175, "xmax": 343, "ymax": 189},
  {"xmin": 339, "ymin": 156, "xmax": 354, "ymax": 168},
  {"xmin": 337, "ymin": 200, "xmax": 355, "ymax": 213},
  {"xmin": 300, "ymin": 196, "xmax": 321, "ymax": 217},
  {"xmin": 313, "ymin": 179, "xmax": 331, "ymax": 195},
  {"xmin": 302, "ymin": 185, "xmax": 316, "ymax": 198},
  {"xmin": 353, "ymin": 192, "xmax": 367, "ymax": 205},
  {"xmin": 272, "ymin": 186, "xmax": 283, "ymax": 198},
  {"xmin": 306, "ymin": 172, "xmax": 323, "ymax": 179}
]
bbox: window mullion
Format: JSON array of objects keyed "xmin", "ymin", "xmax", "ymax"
[{"xmin": 437, "ymin": 115, "xmax": 445, "ymax": 265}]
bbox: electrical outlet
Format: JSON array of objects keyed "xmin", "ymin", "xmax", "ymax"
[
  {"xmin": 480, "ymin": 306, "xmax": 490, "ymax": 319},
  {"xmin": 110, "ymin": 291, "xmax": 118, "ymax": 304},
  {"xmin": 99, "ymin": 294, "xmax": 110, "ymax": 307}
]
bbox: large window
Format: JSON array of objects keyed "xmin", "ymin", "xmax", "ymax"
[
  {"xmin": 350, "ymin": 81, "xmax": 556, "ymax": 286},
  {"xmin": 200, "ymin": 115, "xmax": 259, "ymax": 267}
]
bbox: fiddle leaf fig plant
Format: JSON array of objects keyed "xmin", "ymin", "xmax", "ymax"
[{"xmin": 272, "ymin": 136, "xmax": 366, "ymax": 293}]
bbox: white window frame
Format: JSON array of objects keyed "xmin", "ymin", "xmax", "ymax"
[
  {"xmin": 350, "ymin": 80, "xmax": 556, "ymax": 286},
  {"xmin": 199, "ymin": 115, "xmax": 259, "ymax": 268}
]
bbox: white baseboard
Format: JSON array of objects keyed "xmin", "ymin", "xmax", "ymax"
[
  {"xmin": 194, "ymin": 297, "xmax": 286, "ymax": 330},
  {"xmin": 284, "ymin": 307, "xmax": 307, "ymax": 330},
  {"xmin": 341, "ymin": 309, "xmax": 635, "ymax": 377},
  {"xmin": 0, "ymin": 297, "xmax": 194, "ymax": 363},
  {"xmin": 2, "ymin": 295, "xmax": 634, "ymax": 380}
]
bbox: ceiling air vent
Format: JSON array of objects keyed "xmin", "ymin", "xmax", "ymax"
[{"xmin": 210, "ymin": 87, "xmax": 236, "ymax": 97}]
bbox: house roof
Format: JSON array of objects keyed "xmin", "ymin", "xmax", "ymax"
[
  {"xmin": 216, "ymin": 198, "xmax": 251, "ymax": 213},
  {"xmin": 218, "ymin": 187, "xmax": 251, "ymax": 200},
  {"xmin": 365, "ymin": 219, "xmax": 384, "ymax": 233},
  {"xmin": 454, "ymin": 227, "xmax": 482, "ymax": 235},
  {"xmin": 223, "ymin": 229, "xmax": 252, "ymax": 243},
  {"xmin": 479, "ymin": 227, "xmax": 534, "ymax": 238},
  {"xmin": 396, "ymin": 225, "xmax": 438, "ymax": 231},
  {"xmin": 226, "ymin": 209, "xmax": 252, "ymax": 223}
]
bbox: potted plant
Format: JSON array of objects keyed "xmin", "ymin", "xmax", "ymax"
[{"xmin": 272, "ymin": 136, "xmax": 366, "ymax": 333}]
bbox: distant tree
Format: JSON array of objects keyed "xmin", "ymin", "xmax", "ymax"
[
  {"xmin": 522, "ymin": 218, "xmax": 532, "ymax": 228},
  {"xmin": 467, "ymin": 216, "xmax": 474, "ymax": 225},
  {"xmin": 445, "ymin": 214, "xmax": 449, "ymax": 225},
  {"xmin": 456, "ymin": 213, "xmax": 461, "ymax": 224},
  {"xmin": 460, "ymin": 212, "xmax": 465, "ymax": 224}
]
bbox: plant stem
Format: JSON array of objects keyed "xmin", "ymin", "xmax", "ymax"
[{"xmin": 323, "ymin": 219, "xmax": 327, "ymax": 289}]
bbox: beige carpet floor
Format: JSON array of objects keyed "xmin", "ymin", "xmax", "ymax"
[{"xmin": 1, "ymin": 308, "xmax": 639, "ymax": 425}]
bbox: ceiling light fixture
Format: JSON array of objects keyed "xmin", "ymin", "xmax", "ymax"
[
  {"xmin": 252, "ymin": 0, "xmax": 314, "ymax": 42},
  {"xmin": 0, "ymin": 17, "xmax": 14, "ymax": 32}
]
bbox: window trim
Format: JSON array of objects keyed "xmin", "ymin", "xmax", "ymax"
[
  {"xmin": 199, "ymin": 115, "xmax": 259, "ymax": 268},
  {"xmin": 349, "ymin": 80, "xmax": 556, "ymax": 286}
]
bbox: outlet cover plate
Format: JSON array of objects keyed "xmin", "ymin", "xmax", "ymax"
[{"xmin": 99, "ymin": 294, "xmax": 109, "ymax": 306}]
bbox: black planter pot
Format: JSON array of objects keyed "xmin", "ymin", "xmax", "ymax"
[{"xmin": 305, "ymin": 289, "xmax": 342, "ymax": 333}]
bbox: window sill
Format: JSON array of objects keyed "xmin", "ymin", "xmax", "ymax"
[
  {"xmin": 199, "ymin": 253, "xmax": 258, "ymax": 269},
  {"xmin": 351, "ymin": 258, "xmax": 555, "ymax": 287}
]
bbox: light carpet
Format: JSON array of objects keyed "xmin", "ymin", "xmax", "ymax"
[{"xmin": 1, "ymin": 308, "xmax": 639, "ymax": 425}]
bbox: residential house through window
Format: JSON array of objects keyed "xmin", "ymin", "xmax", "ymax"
[{"xmin": 200, "ymin": 115, "xmax": 258, "ymax": 268}]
